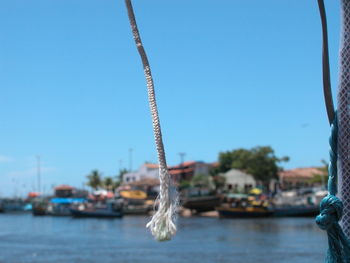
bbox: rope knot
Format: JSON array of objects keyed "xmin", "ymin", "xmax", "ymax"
[{"xmin": 316, "ymin": 194, "xmax": 343, "ymax": 231}]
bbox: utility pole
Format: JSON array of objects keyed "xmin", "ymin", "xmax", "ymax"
[
  {"xmin": 179, "ymin": 152, "xmax": 186, "ymax": 165},
  {"xmin": 129, "ymin": 148, "xmax": 133, "ymax": 172},
  {"xmin": 178, "ymin": 152, "xmax": 186, "ymax": 181},
  {"xmin": 36, "ymin": 155, "xmax": 41, "ymax": 194}
]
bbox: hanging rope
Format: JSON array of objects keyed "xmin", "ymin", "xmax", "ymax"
[
  {"xmin": 316, "ymin": 0, "xmax": 350, "ymax": 262},
  {"xmin": 124, "ymin": 0, "xmax": 177, "ymax": 241},
  {"xmin": 317, "ymin": 0, "xmax": 335, "ymax": 125}
]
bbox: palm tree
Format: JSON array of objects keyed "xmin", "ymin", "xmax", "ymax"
[
  {"xmin": 86, "ymin": 170, "xmax": 102, "ymax": 190},
  {"xmin": 124, "ymin": 0, "xmax": 176, "ymax": 241},
  {"xmin": 103, "ymin": 177, "xmax": 114, "ymax": 191}
]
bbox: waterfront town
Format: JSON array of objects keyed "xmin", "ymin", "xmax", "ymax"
[
  {"xmin": 0, "ymin": 1, "xmax": 341, "ymax": 261},
  {"xmin": 0, "ymin": 146, "xmax": 328, "ymax": 218}
]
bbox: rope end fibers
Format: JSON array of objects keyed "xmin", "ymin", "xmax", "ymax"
[
  {"xmin": 124, "ymin": 0, "xmax": 177, "ymax": 241},
  {"xmin": 146, "ymin": 169, "xmax": 178, "ymax": 241}
]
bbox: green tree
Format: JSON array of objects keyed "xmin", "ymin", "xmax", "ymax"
[
  {"xmin": 103, "ymin": 177, "xmax": 114, "ymax": 191},
  {"xmin": 191, "ymin": 174, "xmax": 212, "ymax": 189},
  {"xmin": 86, "ymin": 170, "xmax": 103, "ymax": 190},
  {"xmin": 179, "ymin": 180, "xmax": 191, "ymax": 190},
  {"xmin": 216, "ymin": 146, "xmax": 289, "ymax": 184}
]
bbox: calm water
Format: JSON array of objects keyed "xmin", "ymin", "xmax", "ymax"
[{"xmin": 0, "ymin": 214, "xmax": 327, "ymax": 263}]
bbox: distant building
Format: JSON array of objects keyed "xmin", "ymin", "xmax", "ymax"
[
  {"xmin": 123, "ymin": 163, "xmax": 159, "ymax": 183},
  {"xmin": 54, "ymin": 184, "xmax": 88, "ymax": 198},
  {"xmin": 54, "ymin": 185, "xmax": 75, "ymax": 197},
  {"xmin": 168, "ymin": 161, "xmax": 213, "ymax": 182},
  {"xmin": 221, "ymin": 169, "xmax": 256, "ymax": 193},
  {"xmin": 279, "ymin": 167, "xmax": 325, "ymax": 189},
  {"xmin": 123, "ymin": 161, "xmax": 214, "ymax": 185}
]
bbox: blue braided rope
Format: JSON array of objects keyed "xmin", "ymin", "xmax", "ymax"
[
  {"xmin": 316, "ymin": 112, "xmax": 350, "ymax": 263},
  {"xmin": 328, "ymin": 112, "xmax": 338, "ymax": 196}
]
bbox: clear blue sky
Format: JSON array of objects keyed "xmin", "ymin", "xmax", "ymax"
[{"xmin": 0, "ymin": 0, "xmax": 341, "ymax": 196}]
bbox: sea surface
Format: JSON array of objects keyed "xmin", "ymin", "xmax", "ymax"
[{"xmin": 0, "ymin": 213, "xmax": 327, "ymax": 263}]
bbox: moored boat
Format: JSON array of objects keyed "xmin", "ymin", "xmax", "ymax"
[
  {"xmin": 32, "ymin": 198, "xmax": 48, "ymax": 216},
  {"xmin": 1, "ymin": 198, "xmax": 31, "ymax": 213},
  {"xmin": 118, "ymin": 190, "xmax": 152, "ymax": 215},
  {"xmin": 271, "ymin": 187, "xmax": 325, "ymax": 217},
  {"xmin": 216, "ymin": 193, "xmax": 272, "ymax": 218},
  {"xmin": 216, "ymin": 206, "xmax": 273, "ymax": 218},
  {"xmin": 272, "ymin": 205, "xmax": 319, "ymax": 217},
  {"xmin": 47, "ymin": 198, "xmax": 86, "ymax": 216},
  {"xmin": 180, "ymin": 186, "xmax": 222, "ymax": 213},
  {"xmin": 70, "ymin": 208, "xmax": 123, "ymax": 218},
  {"xmin": 70, "ymin": 201, "xmax": 123, "ymax": 218},
  {"xmin": 0, "ymin": 200, "xmax": 4, "ymax": 213},
  {"xmin": 182, "ymin": 195, "xmax": 222, "ymax": 213}
]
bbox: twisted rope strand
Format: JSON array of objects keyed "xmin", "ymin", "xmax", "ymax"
[
  {"xmin": 328, "ymin": 114, "xmax": 338, "ymax": 196},
  {"xmin": 124, "ymin": 0, "xmax": 177, "ymax": 241}
]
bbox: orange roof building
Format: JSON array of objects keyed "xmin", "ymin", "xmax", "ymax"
[
  {"xmin": 123, "ymin": 161, "xmax": 215, "ymax": 184},
  {"xmin": 168, "ymin": 161, "xmax": 213, "ymax": 182},
  {"xmin": 279, "ymin": 167, "xmax": 326, "ymax": 188},
  {"xmin": 54, "ymin": 184, "xmax": 75, "ymax": 191}
]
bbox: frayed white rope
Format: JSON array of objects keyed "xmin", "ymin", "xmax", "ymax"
[
  {"xmin": 146, "ymin": 169, "xmax": 178, "ymax": 241},
  {"xmin": 124, "ymin": 0, "xmax": 177, "ymax": 241}
]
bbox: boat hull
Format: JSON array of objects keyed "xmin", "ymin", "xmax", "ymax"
[
  {"xmin": 123, "ymin": 206, "xmax": 150, "ymax": 215},
  {"xmin": 70, "ymin": 208, "xmax": 123, "ymax": 218},
  {"xmin": 216, "ymin": 207, "xmax": 273, "ymax": 218},
  {"xmin": 182, "ymin": 196, "xmax": 221, "ymax": 213},
  {"xmin": 32, "ymin": 207, "xmax": 47, "ymax": 216},
  {"xmin": 272, "ymin": 206, "xmax": 319, "ymax": 217}
]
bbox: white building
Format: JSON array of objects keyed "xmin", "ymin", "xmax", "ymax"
[
  {"xmin": 123, "ymin": 163, "xmax": 159, "ymax": 183},
  {"xmin": 222, "ymin": 169, "xmax": 256, "ymax": 192}
]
